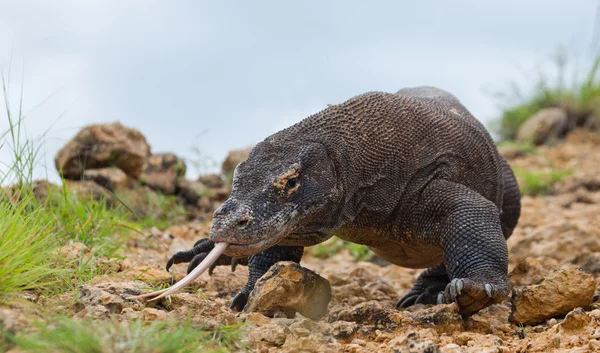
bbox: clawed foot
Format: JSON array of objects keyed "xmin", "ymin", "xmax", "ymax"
[
  {"xmin": 397, "ymin": 276, "xmax": 509, "ymax": 316},
  {"xmin": 397, "ymin": 279, "xmax": 447, "ymax": 308},
  {"xmin": 230, "ymin": 291, "xmax": 249, "ymax": 311},
  {"xmin": 166, "ymin": 238, "xmax": 248, "ymax": 275},
  {"xmin": 165, "ymin": 238, "xmax": 250, "ymax": 310},
  {"xmin": 441, "ymin": 278, "xmax": 508, "ymax": 316}
]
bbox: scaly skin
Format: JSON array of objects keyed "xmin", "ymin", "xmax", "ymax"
[{"xmin": 167, "ymin": 86, "xmax": 521, "ymax": 316}]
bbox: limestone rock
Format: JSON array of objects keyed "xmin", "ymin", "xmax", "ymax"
[
  {"xmin": 140, "ymin": 153, "xmax": 186, "ymax": 195},
  {"xmin": 65, "ymin": 180, "xmax": 112, "ymax": 203},
  {"xmin": 509, "ymin": 257, "xmax": 558, "ymax": 287},
  {"xmin": 141, "ymin": 308, "xmax": 167, "ymax": 321},
  {"xmin": 197, "ymin": 173, "xmax": 231, "ymax": 201},
  {"xmin": 510, "ymin": 268, "xmax": 596, "ymax": 325},
  {"xmin": 509, "ymin": 221, "xmax": 600, "ymax": 262},
  {"xmin": 197, "ymin": 174, "xmax": 225, "ymax": 189},
  {"xmin": 570, "ymin": 253, "xmax": 600, "ymax": 275},
  {"xmin": 404, "ymin": 303, "xmax": 463, "ymax": 334},
  {"xmin": 516, "ymin": 107, "xmax": 568, "ymax": 145},
  {"xmin": 330, "ymin": 321, "xmax": 359, "ymax": 339},
  {"xmin": 244, "ymin": 322, "xmax": 289, "ymax": 347},
  {"xmin": 58, "ymin": 242, "xmax": 91, "ymax": 263},
  {"xmin": 2, "ymin": 179, "xmax": 59, "ymax": 204},
  {"xmin": 83, "ymin": 167, "xmax": 132, "ymax": 191},
  {"xmin": 330, "ymin": 300, "xmax": 402, "ymax": 329},
  {"xmin": 176, "ymin": 179, "xmax": 207, "ymax": 205},
  {"xmin": 386, "ymin": 337, "xmax": 440, "ymax": 353},
  {"xmin": 244, "ymin": 262, "xmax": 332, "ymax": 320},
  {"xmin": 74, "ymin": 281, "xmax": 148, "ymax": 318},
  {"xmin": 76, "ymin": 285, "xmax": 124, "ymax": 316},
  {"xmin": 221, "ymin": 147, "xmax": 252, "ymax": 176},
  {"xmin": 55, "ymin": 122, "xmax": 151, "ymax": 179}
]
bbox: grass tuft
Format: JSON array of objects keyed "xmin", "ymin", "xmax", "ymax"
[
  {"xmin": 0, "ymin": 190, "xmax": 62, "ymax": 299},
  {"xmin": 9, "ymin": 318, "xmax": 243, "ymax": 353},
  {"xmin": 311, "ymin": 237, "xmax": 371, "ymax": 262},
  {"xmin": 491, "ymin": 48, "xmax": 600, "ymax": 140},
  {"xmin": 513, "ymin": 167, "xmax": 571, "ymax": 196}
]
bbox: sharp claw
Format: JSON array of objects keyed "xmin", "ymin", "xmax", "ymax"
[
  {"xmin": 448, "ymin": 279, "xmax": 461, "ymax": 303},
  {"xmin": 437, "ymin": 292, "xmax": 445, "ymax": 304},
  {"xmin": 414, "ymin": 292, "xmax": 427, "ymax": 304},
  {"xmin": 230, "ymin": 292, "xmax": 248, "ymax": 311},
  {"xmin": 456, "ymin": 279, "xmax": 463, "ymax": 295},
  {"xmin": 231, "ymin": 258, "xmax": 239, "ymax": 272},
  {"xmin": 397, "ymin": 294, "xmax": 414, "ymax": 308},
  {"xmin": 485, "ymin": 284, "xmax": 493, "ymax": 298}
]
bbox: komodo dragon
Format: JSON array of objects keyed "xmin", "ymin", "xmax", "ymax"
[{"xmin": 134, "ymin": 86, "xmax": 521, "ymax": 316}]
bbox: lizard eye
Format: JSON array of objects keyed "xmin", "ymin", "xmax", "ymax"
[{"xmin": 287, "ymin": 178, "xmax": 297, "ymax": 188}]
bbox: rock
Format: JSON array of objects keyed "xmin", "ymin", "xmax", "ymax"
[
  {"xmin": 516, "ymin": 107, "xmax": 568, "ymax": 145},
  {"xmin": 197, "ymin": 174, "xmax": 225, "ymax": 189},
  {"xmin": 65, "ymin": 180, "xmax": 112, "ymax": 203},
  {"xmin": 386, "ymin": 337, "xmax": 440, "ymax": 353},
  {"xmin": 509, "ymin": 257, "xmax": 559, "ymax": 287},
  {"xmin": 176, "ymin": 179, "xmax": 208, "ymax": 205},
  {"xmin": 570, "ymin": 253, "xmax": 600, "ymax": 276},
  {"xmin": 552, "ymin": 175, "xmax": 600, "ymax": 194},
  {"xmin": 330, "ymin": 321, "xmax": 359, "ymax": 339},
  {"xmin": 221, "ymin": 147, "xmax": 252, "ymax": 176},
  {"xmin": 58, "ymin": 242, "xmax": 91, "ymax": 263},
  {"xmin": 466, "ymin": 303, "xmax": 512, "ymax": 334},
  {"xmin": 74, "ymin": 281, "xmax": 148, "ymax": 318},
  {"xmin": 509, "ymin": 221, "xmax": 600, "ymax": 262},
  {"xmin": 244, "ymin": 322, "xmax": 289, "ymax": 347},
  {"xmin": 140, "ymin": 153, "xmax": 186, "ymax": 195},
  {"xmin": 330, "ymin": 300, "xmax": 401, "ymax": 329},
  {"xmin": 2, "ymin": 179, "xmax": 59, "ymax": 204},
  {"xmin": 75, "ymin": 285, "xmax": 124, "ymax": 315},
  {"xmin": 404, "ymin": 303, "xmax": 463, "ymax": 334},
  {"xmin": 55, "ymin": 122, "xmax": 151, "ymax": 179},
  {"xmin": 510, "ymin": 268, "xmax": 596, "ymax": 325},
  {"xmin": 556, "ymin": 308, "xmax": 592, "ymax": 333},
  {"xmin": 196, "ymin": 173, "xmax": 231, "ymax": 201},
  {"xmin": 141, "ymin": 308, "xmax": 167, "ymax": 321},
  {"xmin": 83, "ymin": 167, "xmax": 132, "ymax": 191},
  {"xmin": 244, "ymin": 262, "xmax": 332, "ymax": 320}
]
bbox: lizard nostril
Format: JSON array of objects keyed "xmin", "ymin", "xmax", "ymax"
[{"xmin": 238, "ymin": 216, "xmax": 250, "ymax": 228}]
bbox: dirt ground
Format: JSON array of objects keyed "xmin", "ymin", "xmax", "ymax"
[{"xmin": 5, "ymin": 129, "xmax": 600, "ymax": 353}]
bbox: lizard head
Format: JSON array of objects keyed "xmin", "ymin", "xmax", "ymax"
[
  {"xmin": 210, "ymin": 140, "xmax": 340, "ymax": 258},
  {"xmin": 129, "ymin": 140, "xmax": 342, "ymax": 301}
]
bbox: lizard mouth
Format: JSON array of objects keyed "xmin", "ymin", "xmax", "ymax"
[{"xmin": 221, "ymin": 233, "xmax": 288, "ymax": 258}]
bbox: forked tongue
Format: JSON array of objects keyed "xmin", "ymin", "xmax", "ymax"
[{"xmin": 128, "ymin": 242, "xmax": 228, "ymax": 301}]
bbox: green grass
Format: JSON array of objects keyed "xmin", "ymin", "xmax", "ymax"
[
  {"xmin": 491, "ymin": 48, "xmax": 600, "ymax": 140},
  {"xmin": 8, "ymin": 318, "xmax": 244, "ymax": 353},
  {"xmin": 497, "ymin": 140, "xmax": 540, "ymax": 156},
  {"xmin": 0, "ymin": 70, "xmax": 132, "ymax": 301},
  {"xmin": 311, "ymin": 237, "xmax": 371, "ymax": 262},
  {"xmin": 0, "ymin": 182, "xmax": 132, "ymax": 301},
  {"xmin": 0, "ymin": 190, "xmax": 63, "ymax": 299},
  {"xmin": 513, "ymin": 167, "xmax": 571, "ymax": 196},
  {"xmin": 496, "ymin": 140, "xmax": 539, "ymax": 156},
  {"xmin": 115, "ymin": 188, "xmax": 187, "ymax": 230}
]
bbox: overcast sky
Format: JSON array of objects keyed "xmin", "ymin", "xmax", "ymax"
[{"xmin": 0, "ymin": 1, "xmax": 597, "ymax": 182}]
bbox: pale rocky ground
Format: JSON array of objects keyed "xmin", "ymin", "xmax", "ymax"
[{"xmin": 3, "ymin": 128, "xmax": 600, "ymax": 352}]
